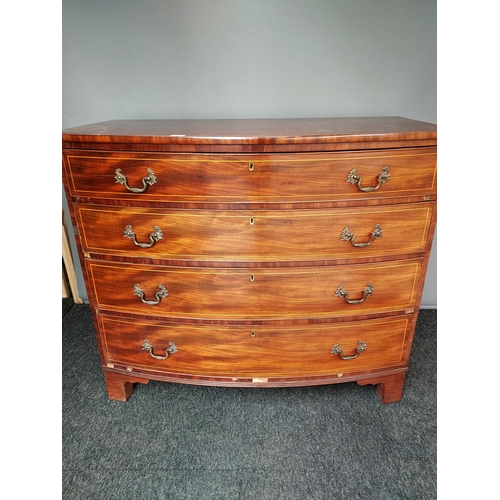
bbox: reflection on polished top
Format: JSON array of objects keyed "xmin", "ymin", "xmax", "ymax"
[{"xmin": 63, "ymin": 116, "xmax": 437, "ymax": 149}]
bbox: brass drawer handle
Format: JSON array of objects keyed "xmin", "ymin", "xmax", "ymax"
[
  {"xmin": 331, "ymin": 340, "xmax": 367, "ymax": 360},
  {"xmin": 336, "ymin": 283, "xmax": 374, "ymax": 304},
  {"xmin": 341, "ymin": 224, "xmax": 382, "ymax": 247},
  {"xmin": 115, "ymin": 167, "xmax": 157, "ymax": 193},
  {"xmin": 124, "ymin": 225, "xmax": 163, "ymax": 248},
  {"xmin": 142, "ymin": 340, "xmax": 177, "ymax": 360},
  {"xmin": 346, "ymin": 166, "xmax": 390, "ymax": 192},
  {"xmin": 133, "ymin": 283, "xmax": 168, "ymax": 305}
]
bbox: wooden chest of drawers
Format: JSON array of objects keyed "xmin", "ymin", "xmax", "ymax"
[{"xmin": 62, "ymin": 117, "xmax": 437, "ymax": 403}]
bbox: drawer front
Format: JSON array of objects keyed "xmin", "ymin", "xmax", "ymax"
[
  {"xmin": 87, "ymin": 260, "xmax": 423, "ymax": 320},
  {"xmin": 64, "ymin": 149, "xmax": 436, "ymax": 203},
  {"xmin": 98, "ymin": 315, "xmax": 411, "ymax": 377},
  {"xmin": 76, "ymin": 203, "xmax": 435, "ymax": 262}
]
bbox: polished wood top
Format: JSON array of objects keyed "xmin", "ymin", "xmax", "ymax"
[{"xmin": 62, "ymin": 117, "xmax": 436, "ymax": 152}]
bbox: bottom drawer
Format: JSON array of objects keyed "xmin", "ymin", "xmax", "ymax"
[{"xmin": 98, "ymin": 315, "xmax": 412, "ymax": 378}]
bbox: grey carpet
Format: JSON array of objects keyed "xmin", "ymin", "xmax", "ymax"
[{"xmin": 62, "ymin": 300, "xmax": 436, "ymax": 500}]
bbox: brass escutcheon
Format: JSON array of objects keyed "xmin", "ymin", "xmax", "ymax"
[
  {"xmin": 331, "ymin": 340, "xmax": 367, "ymax": 360},
  {"xmin": 134, "ymin": 283, "xmax": 168, "ymax": 305},
  {"xmin": 115, "ymin": 167, "xmax": 157, "ymax": 193},
  {"xmin": 341, "ymin": 224, "xmax": 382, "ymax": 248},
  {"xmin": 142, "ymin": 340, "xmax": 177, "ymax": 360},
  {"xmin": 346, "ymin": 166, "xmax": 390, "ymax": 192},
  {"xmin": 124, "ymin": 225, "xmax": 163, "ymax": 248},
  {"xmin": 336, "ymin": 283, "xmax": 374, "ymax": 304}
]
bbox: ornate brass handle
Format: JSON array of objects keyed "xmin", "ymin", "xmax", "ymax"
[
  {"xmin": 331, "ymin": 340, "xmax": 367, "ymax": 360},
  {"xmin": 124, "ymin": 225, "xmax": 163, "ymax": 248},
  {"xmin": 341, "ymin": 224, "xmax": 382, "ymax": 247},
  {"xmin": 142, "ymin": 340, "xmax": 177, "ymax": 360},
  {"xmin": 346, "ymin": 166, "xmax": 390, "ymax": 192},
  {"xmin": 115, "ymin": 168, "xmax": 157, "ymax": 193},
  {"xmin": 133, "ymin": 283, "xmax": 168, "ymax": 305},
  {"xmin": 336, "ymin": 283, "xmax": 374, "ymax": 304}
]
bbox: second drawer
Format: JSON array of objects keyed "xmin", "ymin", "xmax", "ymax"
[{"xmin": 76, "ymin": 203, "xmax": 435, "ymax": 263}]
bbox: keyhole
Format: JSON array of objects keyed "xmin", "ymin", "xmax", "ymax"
[
  {"xmin": 249, "ymin": 217, "xmax": 255, "ymax": 225},
  {"xmin": 249, "ymin": 162, "xmax": 254, "ymax": 171},
  {"xmin": 251, "ymin": 331, "xmax": 256, "ymax": 337},
  {"xmin": 250, "ymin": 275, "xmax": 255, "ymax": 281}
]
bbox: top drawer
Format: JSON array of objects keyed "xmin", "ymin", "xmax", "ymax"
[{"xmin": 63, "ymin": 148, "xmax": 436, "ymax": 205}]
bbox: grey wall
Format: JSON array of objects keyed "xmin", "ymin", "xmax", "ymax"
[{"xmin": 62, "ymin": 0, "xmax": 437, "ymax": 307}]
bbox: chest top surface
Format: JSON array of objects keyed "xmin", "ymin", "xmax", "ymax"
[{"xmin": 62, "ymin": 116, "xmax": 437, "ymax": 152}]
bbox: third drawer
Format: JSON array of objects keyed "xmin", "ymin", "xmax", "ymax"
[{"xmin": 87, "ymin": 259, "xmax": 424, "ymax": 320}]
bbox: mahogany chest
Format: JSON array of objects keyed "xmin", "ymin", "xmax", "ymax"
[{"xmin": 62, "ymin": 117, "xmax": 437, "ymax": 403}]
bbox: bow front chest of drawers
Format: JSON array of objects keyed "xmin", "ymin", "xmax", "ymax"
[{"xmin": 62, "ymin": 117, "xmax": 437, "ymax": 403}]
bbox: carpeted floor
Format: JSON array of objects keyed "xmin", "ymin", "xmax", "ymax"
[{"xmin": 62, "ymin": 300, "xmax": 436, "ymax": 499}]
